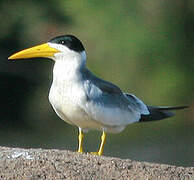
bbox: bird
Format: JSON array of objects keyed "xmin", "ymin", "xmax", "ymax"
[{"xmin": 8, "ymin": 35, "xmax": 187, "ymax": 156}]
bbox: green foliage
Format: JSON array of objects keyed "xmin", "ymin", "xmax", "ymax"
[{"xmin": 0, "ymin": 0, "xmax": 193, "ymax": 166}]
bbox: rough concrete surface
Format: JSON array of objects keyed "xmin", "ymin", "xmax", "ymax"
[{"xmin": 0, "ymin": 146, "xmax": 193, "ymax": 180}]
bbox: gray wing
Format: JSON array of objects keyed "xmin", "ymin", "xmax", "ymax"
[
  {"xmin": 81, "ymin": 68, "xmax": 123, "ymax": 94},
  {"xmin": 81, "ymin": 69, "xmax": 149, "ymax": 126},
  {"xmin": 124, "ymin": 93, "xmax": 149, "ymax": 115}
]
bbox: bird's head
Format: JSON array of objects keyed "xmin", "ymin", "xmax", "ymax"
[{"xmin": 8, "ymin": 35, "xmax": 86, "ymax": 62}]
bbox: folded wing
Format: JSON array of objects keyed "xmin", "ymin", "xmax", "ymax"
[{"xmin": 81, "ymin": 69, "xmax": 149, "ymax": 126}]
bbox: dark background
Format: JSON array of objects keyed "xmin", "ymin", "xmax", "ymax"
[{"xmin": 0, "ymin": 1, "xmax": 193, "ymax": 167}]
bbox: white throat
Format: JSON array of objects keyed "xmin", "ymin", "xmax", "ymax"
[{"xmin": 52, "ymin": 51, "xmax": 86, "ymax": 83}]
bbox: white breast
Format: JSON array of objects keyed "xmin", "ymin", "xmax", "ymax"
[
  {"xmin": 49, "ymin": 60, "xmax": 106, "ymax": 131},
  {"xmin": 49, "ymin": 82, "xmax": 113, "ymax": 131},
  {"xmin": 48, "ymin": 57, "xmax": 130, "ymax": 133}
]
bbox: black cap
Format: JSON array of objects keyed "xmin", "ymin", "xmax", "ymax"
[{"xmin": 49, "ymin": 35, "xmax": 85, "ymax": 52}]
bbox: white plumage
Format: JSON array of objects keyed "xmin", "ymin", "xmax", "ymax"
[
  {"xmin": 48, "ymin": 43, "xmax": 149, "ymax": 133},
  {"xmin": 9, "ymin": 35, "xmax": 185, "ymax": 155}
]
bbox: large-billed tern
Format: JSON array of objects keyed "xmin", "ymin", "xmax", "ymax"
[{"xmin": 9, "ymin": 35, "xmax": 187, "ymax": 155}]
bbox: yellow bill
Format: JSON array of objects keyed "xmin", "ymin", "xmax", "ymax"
[{"xmin": 8, "ymin": 43, "xmax": 59, "ymax": 60}]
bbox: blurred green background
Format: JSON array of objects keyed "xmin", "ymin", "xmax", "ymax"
[{"xmin": 0, "ymin": 0, "xmax": 193, "ymax": 167}]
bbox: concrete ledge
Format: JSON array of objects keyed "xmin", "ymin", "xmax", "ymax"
[{"xmin": 0, "ymin": 146, "xmax": 193, "ymax": 180}]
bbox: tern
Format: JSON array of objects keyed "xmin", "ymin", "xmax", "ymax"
[{"xmin": 9, "ymin": 35, "xmax": 187, "ymax": 155}]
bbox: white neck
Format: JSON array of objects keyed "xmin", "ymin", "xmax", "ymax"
[{"xmin": 52, "ymin": 50, "xmax": 86, "ymax": 82}]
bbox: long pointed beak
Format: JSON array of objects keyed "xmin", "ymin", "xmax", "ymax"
[{"xmin": 8, "ymin": 43, "xmax": 60, "ymax": 60}]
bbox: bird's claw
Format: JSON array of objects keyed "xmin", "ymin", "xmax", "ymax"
[{"xmin": 90, "ymin": 152, "xmax": 101, "ymax": 156}]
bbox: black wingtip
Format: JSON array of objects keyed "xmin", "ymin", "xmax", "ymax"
[
  {"xmin": 139, "ymin": 105, "xmax": 189, "ymax": 122},
  {"xmin": 154, "ymin": 105, "xmax": 189, "ymax": 111}
]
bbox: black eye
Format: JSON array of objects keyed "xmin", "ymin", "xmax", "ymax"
[{"xmin": 59, "ymin": 40, "xmax": 65, "ymax": 45}]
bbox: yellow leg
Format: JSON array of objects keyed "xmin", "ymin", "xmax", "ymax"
[
  {"xmin": 77, "ymin": 127, "xmax": 84, "ymax": 153},
  {"xmin": 91, "ymin": 131, "xmax": 106, "ymax": 156},
  {"xmin": 98, "ymin": 131, "xmax": 106, "ymax": 156}
]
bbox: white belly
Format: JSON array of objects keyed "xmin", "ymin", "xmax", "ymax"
[
  {"xmin": 49, "ymin": 85, "xmax": 125, "ymax": 133},
  {"xmin": 48, "ymin": 60, "xmax": 127, "ymax": 133},
  {"xmin": 49, "ymin": 84, "xmax": 104, "ymax": 131}
]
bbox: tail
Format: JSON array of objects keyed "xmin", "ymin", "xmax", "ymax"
[{"xmin": 139, "ymin": 105, "xmax": 188, "ymax": 122}]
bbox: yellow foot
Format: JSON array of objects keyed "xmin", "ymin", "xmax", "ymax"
[
  {"xmin": 77, "ymin": 151, "xmax": 83, "ymax": 154},
  {"xmin": 90, "ymin": 152, "xmax": 102, "ymax": 156},
  {"xmin": 90, "ymin": 131, "xmax": 106, "ymax": 156},
  {"xmin": 77, "ymin": 148, "xmax": 84, "ymax": 154}
]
